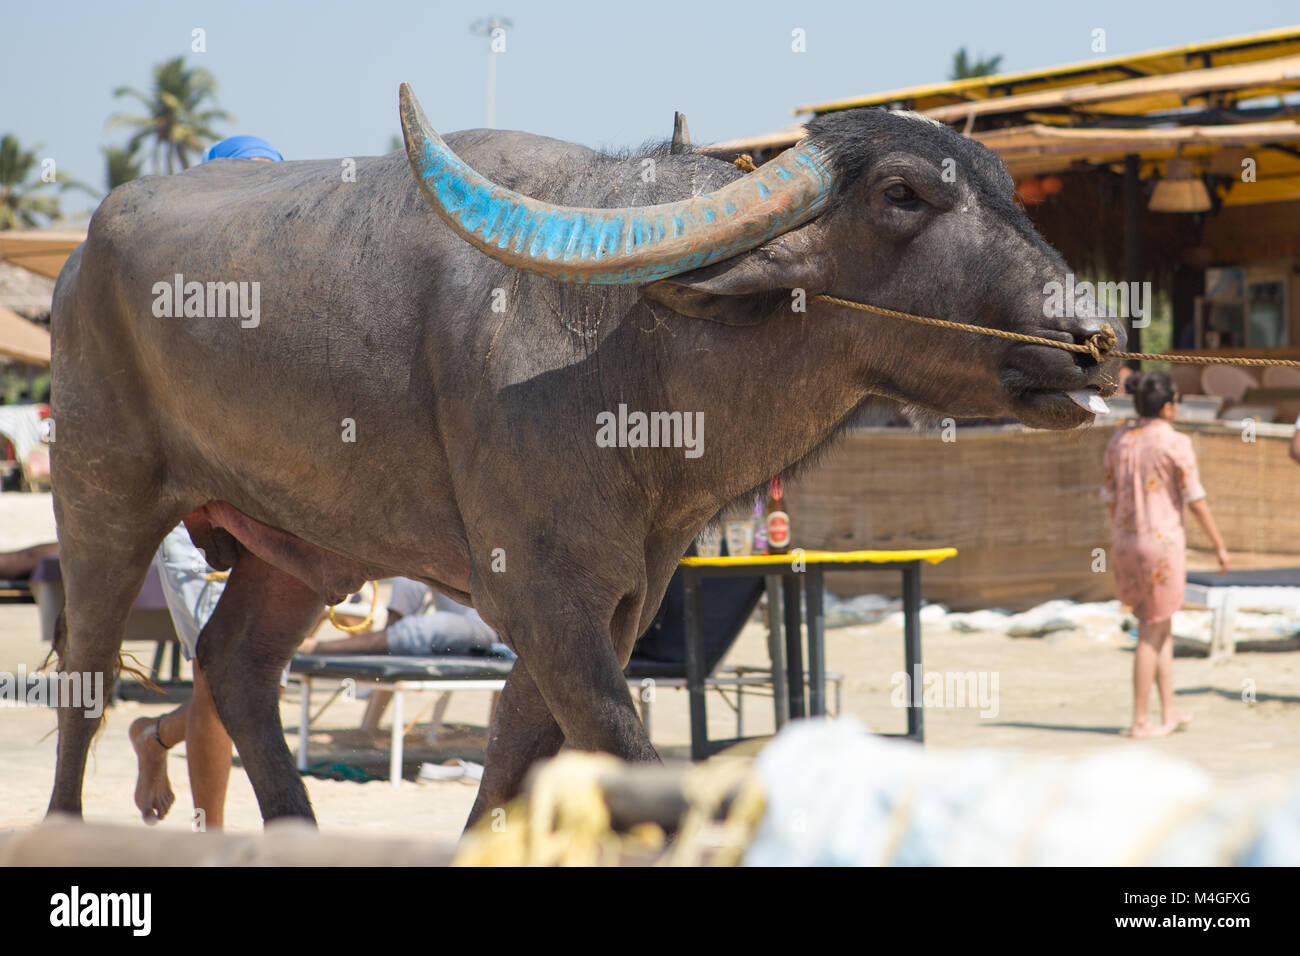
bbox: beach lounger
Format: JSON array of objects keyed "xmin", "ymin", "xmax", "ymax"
[
  {"xmin": 290, "ymin": 567, "xmax": 841, "ymax": 785},
  {"xmin": 288, "ymin": 649, "xmax": 827, "ymax": 787},
  {"xmin": 1185, "ymin": 567, "xmax": 1300, "ymax": 656},
  {"xmin": 288, "ymin": 653, "xmax": 514, "ymax": 788}
]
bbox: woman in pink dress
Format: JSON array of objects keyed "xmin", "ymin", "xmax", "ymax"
[{"xmin": 1103, "ymin": 372, "xmax": 1229, "ymax": 738}]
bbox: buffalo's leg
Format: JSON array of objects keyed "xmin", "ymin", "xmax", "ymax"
[
  {"xmin": 465, "ymin": 661, "xmax": 566, "ymax": 829},
  {"xmin": 195, "ymin": 547, "xmax": 322, "ymax": 823},
  {"xmin": 464, "ymin": 594, "xmax": 659, "ymax": 831},
  {"xmin": 49, "ymin": 523, "xmax": 175, "ymax": 817},
  {"xmin": 531, "ymin": 635, "xmax": 658, "ymax": 762},
  {"xmin": 525, "ymin": 593, "xmax": 658, "ymax": 762}
]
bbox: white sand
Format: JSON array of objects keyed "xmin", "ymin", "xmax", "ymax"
[{"xmin": 3, "ymin": 492, "xmax": 1298, "ymax": 839}]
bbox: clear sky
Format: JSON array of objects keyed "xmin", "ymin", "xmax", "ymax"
[{"xmin": 5, "ymin": 0, "xmax": 1298, "ymax": 219}]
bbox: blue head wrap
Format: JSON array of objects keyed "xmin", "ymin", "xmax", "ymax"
[{"xmin": 203, "ymin": 136, "xmax": 284, "ymax": 163}]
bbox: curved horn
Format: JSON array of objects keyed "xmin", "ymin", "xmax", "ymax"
[{"xmin": 399, "ymin": 83, "xmax": 834, "ymax": 285}]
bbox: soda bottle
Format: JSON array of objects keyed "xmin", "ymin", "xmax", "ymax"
[{"xmin": 766, "ymin": 477, "xmax": 791, "ymax": 554}]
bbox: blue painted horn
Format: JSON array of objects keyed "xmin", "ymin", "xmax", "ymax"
[{"xmin": 399, "ymin": 83, "xmax": 834, "ymax": 285}]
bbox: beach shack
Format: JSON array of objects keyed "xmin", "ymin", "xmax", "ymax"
[{"xmin": 705, "ymin": 27, "xmax": 1300, "ymax": 609}]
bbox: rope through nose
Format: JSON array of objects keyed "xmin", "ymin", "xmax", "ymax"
[
  {"xmin": 811, "ymin": 294, "xmax": 1300, "ymax": 369},
  {"xmin": 1086, "ymin": 324, "xmax": 1117, "ymax": 363}
]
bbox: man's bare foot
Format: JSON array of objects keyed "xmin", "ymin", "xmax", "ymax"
[
  {"xmin": 130, "ymin": 717, "xmax": 175, "ymax": 824},
  {"xmin": 1127, "ymin": 720, "xmax": 1173, "ymax": 738}
]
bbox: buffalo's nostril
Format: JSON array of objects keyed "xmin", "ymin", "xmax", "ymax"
[
  {"xmin": 1065, "ymin": 317, "xmax": 1126, "ymax": 354},
  {"xmin": 1063, "ymin": 317, "xmax": 1105, "ymax": 343},
  {"xmin": 1108, "ymin": 319, "xmax": 1129, "ymax": 351}
]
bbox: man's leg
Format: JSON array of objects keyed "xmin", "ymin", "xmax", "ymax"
[
  {"xmin": 130, "ymin": 596, "xmax": 234, "ymax": 829},
  {"xmin": 129, "ymin": 703, "xmax": 187, "ymax": 823},
  {"xmin": 145, "ymin": 523, "xmax": 232, "ymax": 825},
  {"xmin": 186, "ymin": 658, "xmax": 233, "ymax": 829}
]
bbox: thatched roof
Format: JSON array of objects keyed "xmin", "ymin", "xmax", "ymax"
[
  {"xmin": 796, "ymin": 26, "xmax": 1300, "ymax": 115},
  {"xmin": 0, "ymin": 305, "xmax": 51, "ymax": 366},
  {"xmin": 0, "ymin": 229, "xmax": 86, "ymax": 281},
  {"xmin": 0, "ymin": 261, "xmax": 55, "ymax": 318},
  {"xmin": 708, "ymin": 29, "xmax": 1300, "ymax": 180}
]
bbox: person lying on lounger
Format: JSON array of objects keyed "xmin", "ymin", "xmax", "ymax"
[
  {"xmin": 297, "ymin": 578, "xmax": 513, "ymax": 735},
  {"xmin": 298, "ymin": 578, "xmax": 515, "ymax": 660}
]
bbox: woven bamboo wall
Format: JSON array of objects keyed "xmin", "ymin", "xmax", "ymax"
[
  {"xmin": 786, "ymin": 422, "xmax": 1300, "ymax": 611},
  {"xmin": 1183, "ymin": 426, "xmax": 1300, "ymax": 553}
]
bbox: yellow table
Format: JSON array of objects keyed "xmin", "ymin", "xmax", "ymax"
[{"xmin": 677, "ymin": 548, "xmax": 958, "ymax": 758}]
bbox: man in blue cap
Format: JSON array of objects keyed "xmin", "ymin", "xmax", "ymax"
[
  {"xmin": 130, "ymin": 134, "xmax": 307, "ymax": 828},
  {"xmin": 202, "ymin": 135, "xmax": 284, "ymax": 163}
]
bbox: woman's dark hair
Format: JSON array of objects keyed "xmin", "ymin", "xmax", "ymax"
[{"xmin": 1125, "ymin": 371, "xmax": 1179, "ymax": 418}]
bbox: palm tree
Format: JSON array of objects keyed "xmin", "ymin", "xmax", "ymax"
[
  {"xmin": 103, "ymin": 144, "xmax": 144, "ymax": 192},
  {"xmin": 950, "ymin": 48, "xmax": 1004, "ymax": 80},
  {"xmin": 0, "ymin": 133, "xmax": 74, "ymax": 230},
  {"xmin": 108, "ymin": 57, "xmax": 234, "ymax": 174}
]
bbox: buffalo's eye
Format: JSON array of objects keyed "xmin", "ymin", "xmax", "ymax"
[{"xmin": 884, "ymin": 182, "xmax": 920, "ymax": 207}]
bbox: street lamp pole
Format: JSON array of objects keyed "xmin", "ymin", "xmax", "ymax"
[{"xmin": 470, "ymin": 16, "xmax": 512, "ymax": 129}]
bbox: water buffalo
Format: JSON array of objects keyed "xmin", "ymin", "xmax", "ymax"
[{"xmin": 48, "ymin": 85, "xmax": 1122, "ymax": 827}]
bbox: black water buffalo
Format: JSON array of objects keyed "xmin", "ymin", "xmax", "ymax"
[{"xmin": 48, "ymin": 85, "xmax": 1121, "ymax": 828}]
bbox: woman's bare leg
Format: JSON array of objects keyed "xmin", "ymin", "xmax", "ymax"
[
  {"xmin": 1155, "ymin": 621, "xmax": 1190, "ymax": 731},
  {"xmin": 1130, "ymin": 620, "xmax": 1173, "ymax": 738}
]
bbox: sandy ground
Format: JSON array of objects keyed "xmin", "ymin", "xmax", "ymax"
[{"xmin": 2, "ymin": 492, "xmax": 1298, "ymax": 840}]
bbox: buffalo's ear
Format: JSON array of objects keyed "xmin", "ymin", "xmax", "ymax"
[{"xmin": 641, "ymin": 239, "xmax": 835, "ymax": 326}]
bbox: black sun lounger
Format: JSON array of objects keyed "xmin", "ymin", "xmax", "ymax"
[
  {"xmin": 288, "ymin": 653, "xmax": 514, "ymax": 787},
  {"xmin": 288, "ymin": 564, "xmax": 841, "ymax": 782}
]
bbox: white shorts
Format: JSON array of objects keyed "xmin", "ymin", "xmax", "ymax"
[
  {"xmin": 153, "ymin": 523, "xmax": 291, "ymax": 686},
  {"xmin": 154, "ymin": 524, "xmax": 225, "ymax": 662}
]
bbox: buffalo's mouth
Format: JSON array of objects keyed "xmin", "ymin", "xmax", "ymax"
[
  {"xmin": 1011, "ymin": 386, "xmax": 1111, "ymax": 429},
  {"xmin": 1003, "ymin": 341, "xmax": 1120, "ymax": 429}
]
